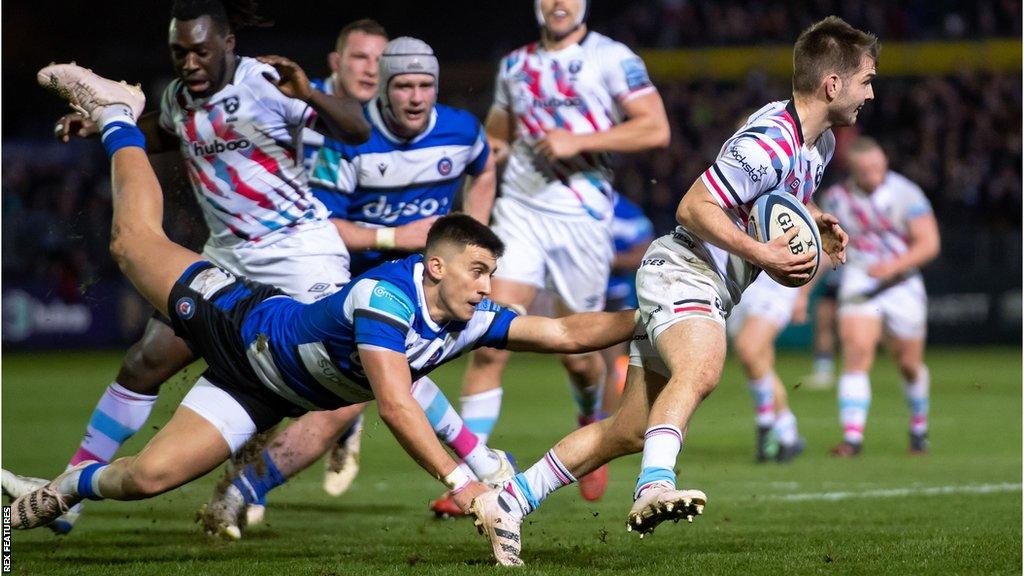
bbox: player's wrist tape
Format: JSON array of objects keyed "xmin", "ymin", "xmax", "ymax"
[
  {"xmin": 443, "ymin": 467, "xmax": 471, "ymax": 493},
  {"xmin": 100, "ymin": 122, "xmax": 146, "ymax": 158},
  {"xmin": 375, "ymin": 227, "xmax": 397, "ymax": 250}
]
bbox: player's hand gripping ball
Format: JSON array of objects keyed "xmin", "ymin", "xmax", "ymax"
[{"xmin": 747, "ymin": 191, "xmax": 821, "ymax": 287}]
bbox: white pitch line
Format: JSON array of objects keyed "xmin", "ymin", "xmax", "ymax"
[{"xmin": 765, "ymin": 482, "xmax": 1021, "ymax": 502}]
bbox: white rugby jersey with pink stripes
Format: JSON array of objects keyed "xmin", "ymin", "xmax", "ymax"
[
  {"xmin": 159, "ymin": 56, "xmax": 330, "ymax": 247},
  {"xmin": 819, "ymin": 170, "xmax": 933, "ymax": 296},
  {"xmin": 690, "ymin": 100, "xmax": 835, "ymax": 295},
  {"xmin": 493, "ymin": 31, "xmax": 656, "ymax": 219}
]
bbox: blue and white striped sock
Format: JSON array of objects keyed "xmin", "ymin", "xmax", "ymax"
[
  {"xmin": 460, "ymin": 388, "xmax": 503, "ymax": 444},
  {"xmin": 502, "ymin": 449, "xmax": 576, "ymax": 518}
]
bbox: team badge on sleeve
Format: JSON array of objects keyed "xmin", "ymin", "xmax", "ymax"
[
  {"xmin": 621, "ymin": 57, "xmax": 652, "ymax": 92},
  {"xmin": 176, "ymin": 297, "xmax": 196, "ymax": 320}
]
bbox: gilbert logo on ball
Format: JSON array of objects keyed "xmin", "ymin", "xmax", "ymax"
[{"xmin": 747, "ymin": 191, "xmax": 821, "ymax": 287}]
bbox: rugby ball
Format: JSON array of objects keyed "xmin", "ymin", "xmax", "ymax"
[{"xmin": 747, "ymin": 191, "xmax": 821, "ymax": 287}]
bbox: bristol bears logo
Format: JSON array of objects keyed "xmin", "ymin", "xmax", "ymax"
[
  {"xmin": 176, "ymin": 297, "xmax": 196, "ymax": 320},
  {"xmin": 436, "ymin": 156, "xmax": 453, "ymax": 176},
  {"xmin": 222, "ymin": 96, "xmax": 240, "ymax": 114},
  {"xmin": 568, "ymin": 59, "xmax": 583, "ymax": 77}
]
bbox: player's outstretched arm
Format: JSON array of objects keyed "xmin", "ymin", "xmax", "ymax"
[
  {"xmin": 258, "ymin": 55, "xmax": 371, "ymax": 144},
  {"xmin": 360, "ymin": 347, "xmax": 488, "ymax": 510},
  {"xmin": 504, "ymin": 309, "xmax": 637, "ymax": 354}
]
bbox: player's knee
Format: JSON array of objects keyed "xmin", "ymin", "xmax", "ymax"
[{"xmin": 898, "ymin": 361, "xmax": 921, "ymax": 382}]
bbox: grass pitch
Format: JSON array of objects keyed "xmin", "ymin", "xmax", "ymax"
[{"xmin": 2, "ymin": 347, "xmax": 1021, "ymax": 575}]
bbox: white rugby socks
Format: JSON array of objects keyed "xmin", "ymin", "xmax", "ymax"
[{"xmin": 838, "ymin": 373, "xmax": 871, "ymax": 444}]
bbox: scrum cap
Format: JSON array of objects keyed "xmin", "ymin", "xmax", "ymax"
[{"xmin": 378, "ymin": 36, "xmax": 439, "ymax": 109}]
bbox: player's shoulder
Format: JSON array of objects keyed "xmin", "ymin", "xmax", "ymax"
[
  {"xmin": 433, "ymin": 104, "xmax": 482, "ymax": 132},
  {"xmin": 499, "ymin": 42, "xmax": 537, "ymax": 74}
]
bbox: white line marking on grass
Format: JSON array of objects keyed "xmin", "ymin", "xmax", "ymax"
[{"xmin": 766, "ymin": 483, "xmax": 1021, "ymax": 502}]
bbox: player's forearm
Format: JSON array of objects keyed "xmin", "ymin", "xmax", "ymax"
[
  {"xmin": 575, "ymin": 113, "xmax": 669, "ymax": 154},
  {"xmin": 555, "ymin": 310, "xmax": 637, "ymax": 353},
  {"xmin": 376, "ymin": 394, "xmax": 460, "ymax": 482},
  {"xmin": 677, "ymin": 188, "xmax": 765, "ymax": 267},
  {"xmin": 332, "ymin": 219, "xmax": 377, "ymax": 251},
  {"xmin": 308, "ymin": 91, "xmax": 371, "ymax": 144},
  {"xmin": 890, "ymin": 239, "xmax": 940, "ymax": 275}
]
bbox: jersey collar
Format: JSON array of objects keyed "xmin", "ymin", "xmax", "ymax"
[
  {"xmin": 785, "ymin": 100, "xmax": 805, "ymax": 148},
  {"xmin": 368, "ymin": 97, "xmax": 438, "ymax": 145},
  {"xmin": 413, "ymin": 262, "xmax": 444, "ymax": 333}
]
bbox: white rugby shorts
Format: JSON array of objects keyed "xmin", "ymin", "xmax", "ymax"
[
  {"xmin": 203, "ymin": 222, "xmax": 350, "ymax": 304},
  {"xmin": 180, "ymin": 376, "xmax": 258, "ymax": 454},
  {"xmin": 839, "ymin": 273, "xmax": 927, "ymax": 340},
  {"xmin": 628, "ymin": 235, "xmax": 731, "ymax": 378},
  {"xmin": 490, "ymin": 197, "xmax": 612, "ymax": 313},
  {"xmin": 728, "ymin": 271, "xmax": 801, "ymax": 335}
]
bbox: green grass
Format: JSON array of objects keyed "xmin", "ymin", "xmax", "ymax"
[{"xmin": 3, "ymin": 347, "xmax": 1021, "ymax": 575}]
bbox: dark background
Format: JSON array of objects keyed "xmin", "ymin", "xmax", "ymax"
[{"xmin": 2, "ymin": 0, "xmax": 1021, "ymax": 348}]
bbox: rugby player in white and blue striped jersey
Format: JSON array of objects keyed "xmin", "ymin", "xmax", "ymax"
[{"xmin": 9, "ymin": 68, "xmax": 634, "ymax": 559}]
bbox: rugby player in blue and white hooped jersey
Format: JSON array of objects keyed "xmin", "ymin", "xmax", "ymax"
[
  {"xmin": 8, "ymin": 75, "xmax": 636, "ymax": 555},
  {"xmin": 472, "ymin": 18, "xmax": 870, "ymax": 566},
  {"xmin": 200, "ymin": 37, "xmax": 501, "ymax": 535},
  {"xmin": 819, "ymin": 137, "xmax": 940, "ymax": 457},
  {"xmin": 453, "ymin": 0, "xmax": 671, "ymax": 508},
  {"xmin": 35, "ymin": 0, "xmax": 370, "ymax": 534}
]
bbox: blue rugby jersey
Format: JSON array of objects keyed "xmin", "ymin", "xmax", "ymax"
[
  {"xmin": 238, "ymin": 254, "xmax": 516, "ymax": 411},
  {"xmin": 308, "ymin": 100, "xmax": 489, "ymax": 273}
]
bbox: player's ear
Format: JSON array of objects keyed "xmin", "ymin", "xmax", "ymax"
[
  {"xmin": 824, "ymin": 73, "xmax": 841, "ymax": 101},
  {"xmin": 224, "ymin": 33, "xmax": 236, "ymax": 54},
  {"xmin": 425, "ymin": 254, "xmax": 445, "ymax": 281},
  {"xmin": 328, "ymin": 51, "xmax": 342, "ymax": 73}
]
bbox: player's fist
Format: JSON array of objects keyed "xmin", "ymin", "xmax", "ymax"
[
  {"xmin": 533, "ymin": 128, "xmax": 581, "ymax": 160},
  {"xmin": 54, "ymin": 112, "xmax": 98, "ymax": 142},
  {"xmin": 257, "ymin": 55, "xmax": 313, "ymax": 101}
]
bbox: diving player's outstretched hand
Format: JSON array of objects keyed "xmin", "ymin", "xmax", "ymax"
[
  {"xmin": 54, "ymin": 112, "xmax": 99, "ymax": 142},
  {"xmin": 258, "ymin": 55, "xmax": 313, "ymax": 102}
]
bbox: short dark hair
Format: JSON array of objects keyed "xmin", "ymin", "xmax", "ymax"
[
  {"xmin": 335, "ymin": 19, "xmax": 389, "ymax": 52},
  {"xmin": 425, "ymin": 214, "xmax": 505, "ymax": 259},
  {"xmin": 792, "ymin": 16, "xmax": 879, "ymax": 95},
  {"xmin": 171, "ymin": 0, "xmax": 273, "ymax": 33}
]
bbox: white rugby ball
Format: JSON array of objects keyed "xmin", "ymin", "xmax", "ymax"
[{"xmin": 747, "ymin": 191, "xmax": 821, "ymax": 287}]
